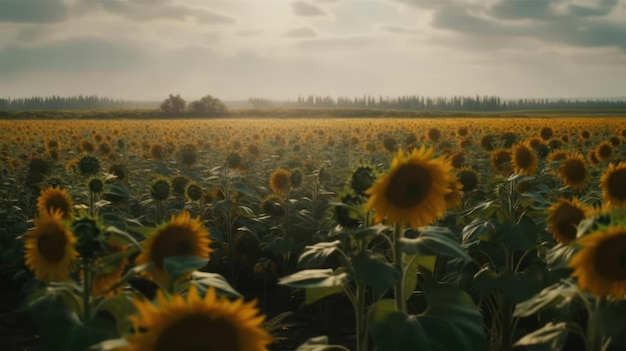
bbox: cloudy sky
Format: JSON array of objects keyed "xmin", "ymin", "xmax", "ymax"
[{"xmin": 1, "ymin": 0, "xmax": 626, "ymax": 101}]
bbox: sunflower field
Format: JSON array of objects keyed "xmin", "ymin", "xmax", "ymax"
[{"xmin": 1, "ymin": 117, "xmax": 626, "ymax": 351}]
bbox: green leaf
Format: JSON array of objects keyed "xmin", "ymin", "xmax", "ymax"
[
  {"xmin": 353, "ymin": 253, "xmax": 401, "ymax": 294},
  {"xmin": 305, "ymin": 285, "xmax": 345, "ymax": 305},
  {"xmin": 463, "ymin": 200, "xmax": 501, "ymax": 220},
  {"xmin": 351, "ymin": 224, "xmax": 390, "ymax": 240},
  {"xmin": 294, "ymin": 336, "xmax": 351, "ymax": 351},
  {"xmin": 190, "ymin": 271, "xmax": 241, "ymax": 297},
  {"xmin": 400, "ymin": 226, "xmax": 471, "ymax": 262},
  {"xmin": 472, "ymin": 266, "xmax": 498, "ymax": 298},
  {"xmin": 298, "ymin": 240, "xmax": 342, "ymax": 268},
  {"xmin": 94, "ymin": 292, "xmax": 137, "ymax": 334},
  {"xmin": 368, "ymin": 299, "xmax": 430, "ymax": 351},
  {"xmin": 266, "ymin": 236, "xmax": 294, "ymax": 256},
  {"xmin": 403, "ymin": 255, "xmax": 436, "ymax": 300},
  {"xmin": 163, "ymin": 255, "xmax": 209, "ymax": 281},
  {"xmin": 514, "ymin": 322, "xmax": 570, "ymax": 350},
  {"xmin": 416, "ymin": 280, "xmax": 486, "ymax": 351},
  {"xmin": 497, "ymin": 215, "xmax": 538, "ymax": 250},
  {"xmin": 279, "ymin": 269, "xmax": 352, "ymax": 289},
  {"xmin": 88, "ymin": 338, "xmax": 130, "ymax": 351},
  {"xmin": 589, "ymin": 299, "xmax": 626, "ymax": 348},
  {"xmin": 461, "ymin": 217, "xmax": 495, "ymax": 246},
  {"xmin": 496, "ymin": 264, "xmax": 547, "ymax": 304},
  {"xmin": 513, "ymin": 280, "xmax": 579, "ymax": 317}
]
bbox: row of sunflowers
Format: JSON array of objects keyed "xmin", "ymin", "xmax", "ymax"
[{"xmin": 1, "ymin": 117, "xmax": 626, "ymax": 351}]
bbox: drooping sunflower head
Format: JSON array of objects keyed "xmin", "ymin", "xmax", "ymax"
[
  {"xmin": 365, "ymin": 146, "xmax": 453, "ymax": 229},
  {"xmin": 290, "ymin": 168, "xmax": 304, "ymax": 188},
  {"xmin": 595, "ymin": 141, "xmax": 613, "ymax": 162},
  {"xmin": 37, "ymin": 186, "xmax": 74, "ymax": 220},
  {"xmin": 558, "ymin": 152, "xmax": 589, "ymax": 190},
  {"xmin": 547, "ymin": 198, "xmax": 590, "ymax": 245},
  {"xmin": 569, "ymin": 226, "xmax": 626, "ymax": 298},
  {"xmin": 259, "ymin": 194, "xmax": 286, "ymax": 218},
  {"xmin": 601, "ymin": 161, "xmax": 626, "ymax": 208},
  {"xmin": 269, "ymin": 168, "xmax": 291, "ymax": 195},
  {"xmin": 491, "ymin": 148, "xmax": 512, "ymax": 174},
  {"xmin": 123, "ymin": 285, "xmax": 273, "ymax": 351},
  {"xmin": 350, "ymin": 165, "xmax": 377, "ymax": 197},
  {"xmin": 135, "ymin": 210, "xmax": 212, "ymax": 286},
  {"xmin": 150, "ymin": 177, "xmax": 172, "ymax": 202},
  {"xmin": 333, "ymin": 190, "xmax": 363, "ymax": 229},
  {"xmin": 77, "ymin": 154, "xmax": 101, "ymax": 177},
  {"xmin": 24, "ymin": 209, "xmax": 79, "ymax": 282},
  {"xmin": 511, "ymin": 141, "xmax": 538, "ymax": 175},
  {"xmin": 457, "ymin": 168, "xmax": 479, "ymax": 192}
]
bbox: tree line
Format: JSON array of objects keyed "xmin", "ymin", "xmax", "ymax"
[
  {"xmin": 0, "ymin": 95, "xmax": 149, "ymax": 111},
  {"xmin": 280, "ymin": 95, "xmax": 626, "ymax": 111}
]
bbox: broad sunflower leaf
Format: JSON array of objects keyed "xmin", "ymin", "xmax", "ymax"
[
  {"xmin": 416, "ymin": 280, "xmax": 486, "ymax": 351},
  {"xmin": 461, "ymin": 217, "xmax": 496, "ymax": 246},
  {"xmin": 400, "ymin": 226, "xmax": 471, "ymax": 262},
  {"xmin": 513, "ymin": 279, "xmax": 579, "ymax": 317},
  {"xmin": 298, "ymin": 240, "xmax": 342, "ymax": 268},
  {"xmin": 589, "ymin": 299, "xmax": 626, "ymax": 349},
  {"xmin": 351, "ymin": 224, "xmax": 390, "ymax": 240},
  {"xmin": 497, "ymin": 214, "xmax": 538, "ymax": 250},
  {"xmin": 353, "ymin": 253, "xmax": 401, "ymax": 294},
  {"xmin": 368, "ymin": 299, "xmax": 430, "ymax": 351},
  {"xmin": 514, "ymin": 322, "xmax": 570, "ymax": 350},
  {"xmin": 279, "ymin": 268, "xmax": 352, "ymax": 288},
  {"xmin": 190, "ymin": 271, "xmax": 241, "ymax": 297},
  {"xmin": 403, "ymin": 254, "xmax": 436, "ymax": 300},
  {"xmin": 294, "ymin": 336, "xmax": 350, "ymax": 351},
  {"xmin": 163, "ymin": 255, "xmax": 209, "ymax": 281}
]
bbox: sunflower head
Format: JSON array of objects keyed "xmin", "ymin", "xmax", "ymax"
[
  {"xmin": 444, "ymin": 179, "xmax": 463, "ymax": 211},
  {"xmin": 88, "ymin": 177, "xmax": 105, "ymax": 194},
  {"xmin": 226, "ymin": 152, "xmax": 242, "ymax": 169},
  {"xmin": 350, "ymin": 165, "xmax": 376, "ymax": 196},
  {"xmin": 596, "ymin": 141, "xmax": 613, "ymax": 162},
  {"xmin": 259, "ymin": 194, "xmax": 286, "ymax": 218},
  {"xmin": 449, "ymin": 151, "xmax": 466, "ymax": 169},
  {"xmin": 290, "ymin": 168, "xmax": 304, "ymax": 188},
  {"xmin": 511, "ymin": 141, "xmax": 538, "ymax": 175},
  {"xmin": 491, "ymin": 148, "xmax": 512, "ymax": 174},
  {"xmin": 150, "ymin": 177, "xmax": 172, "ymax": 202},
  {"xmin": 185, "ymin": 182, "xmax": 204, "ymax": 202},
  {"xmin": 92, "ymin": 242, "xmax": 128, "ymax": 297},
  {"xmin": 333, "ymin": 190, "xmax": 363, "ymax": 228},
  {"xmin": 72, "ymin": 216, "xmax": 103, "ymax": 259},
  {"xmin": 178, "ymin": 144, "xmax": 198, "ymax": 168},
  {"xmin": 457, "ymin": 168, "xmax": 479, "ymax": 192},
  {"xmin": 78, "ymin": 154, "xmax": 101, "ymax": 177},
  {"xmin": 365, "ymin": 146, "xmax": 453, "ymax": 229},
  {"xmin": 135, "ymin": 211, "xmax": 212, "ymax": 286},
  {"xmin": 123, "ymin": 285, "xmax": 273, "ymax": 351},
  {"xmin": 547, "ymin": 198, "xmax": 590, "ymax": 245},
  {"xmin": 37, "ymin": 186, "xmax": 74, "ymax": 220},
  {"xmin": 24, "ymin": 209, "xmax": 79, "ymax": 282},
  {"xmin": 269, "ymin": 168, "xmax": 291, "ymax": 195},
  {"xmin": 558, "ymin": 152, "xmax": 589, "ymax": 190},
  {"xmin": 109, "ymin": 163, "xmax": 128, "ymax": 182},
  {"xmin": 601, "ymin": 161, "xmax": 626, "ymax": 208},
  {"xmin": 171, "ymin": 175, "xmax": 190, "ymax": 197},
  {"xmin": 540, "ymin": 127, "xmax": 553, "ymax": 141},
  {"xmin": 569, "ymin": 226, "xmax": 626, "ymax": 298}
]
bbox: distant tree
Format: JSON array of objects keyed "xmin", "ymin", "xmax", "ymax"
[
  {"xmin": 248, "ymin": 97, "xmax": 272, "ymax": 108},
  {"xmin": 187, "ymin": 94, "xmax": 228, "ymax": 115},
  {"xmin": 160, "ymin": 94, "xmax": 186, "ymax": 113}
]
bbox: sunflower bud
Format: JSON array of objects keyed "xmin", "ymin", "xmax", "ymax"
[{"xmin": 351, "ymin": 166, "xmax": 376, "ymax": 196}]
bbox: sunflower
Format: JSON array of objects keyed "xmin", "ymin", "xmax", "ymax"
[
  {"xmin": 457, "ymin": 168, "xmax": 479, "ymax": 192},
  {"xmin": 444, "ymin": 179, "xmax": 463, "ymax": 211},
  {"xmin": 491, "ymin": 148, "xmax": 512, "ymax": 174},
  {"xmin": 24, "ymin": 210, "xmax": 78, "ymax": 282},
  {"xmin": 595, "ymin": 142, "xmax": 613, "ymax": 162},
  {"xmin": 135, "ymin": 211, "xmax": 212, "ymax": 285},
  {"xmin": 569, "ymin": 226, "xmax": 626, "ymax": 298},
  {"xmin": 269, "ymin": 168, "xmax": 290, "ymax": 195},
  {"xmin": 37, "ymin": 186, "xmax": 74, "ymax": 220},
  {"xmin": 260, "ymin": 194, "xmax": 286, "ymax": 218},
  {"xmin": 365, "ymin": 146, "xmax": 452, "ymax": 229},
  {"xmin": 511, "ymin": 141, "xmax": 538, "ymax": 175},
  {"xmin": 547, "ymin": 198, "xmax": 590, "ymax": 245},
  {"xmin": 123, "ymin": 285, "xmax": 273, "ymax": 351},
  {"xmin": 150, "ymin": 177, "xmax": 172, "ymax": 202},
  {"xmin": 601, "ymin": 161, "xmax": 626, "ymax": 207},
  {"xmin": 558, "ymin": 152, "xmax": 589, "ymax": 189}
]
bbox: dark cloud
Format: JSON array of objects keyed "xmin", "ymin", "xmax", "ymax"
[
  {"xmin": 0, "ymin": 0, "xmax": 67, "ymax": 23},
  {"xmin": 285, "ymin": 27, "xmax": 317, "ymax": 38},
  {"xmin": 292, "ymin": 1, "xmax": 326, "ymax": 16},
  {"xmin": 426, "ymin": 0, "xmax": 626, "ymax": 52},
  {"xmin": 83, "ymin": 0, "xmax": 236, "ymax": 24},
  {"xmin": 0, "ymin": 38, "xmax": 143, "ymax": 75}
]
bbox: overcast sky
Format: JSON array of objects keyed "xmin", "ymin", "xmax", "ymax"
[{"xmin": 1, "ymin": 0, "xmax": 625, "ymax": 101}]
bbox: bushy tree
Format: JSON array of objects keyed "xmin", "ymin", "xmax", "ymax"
[
  {"xmin": 160, "ymin": 94, "xmax": 186, "ymax": 113},
  {"xmin": 188, "ymin": 94, "xmax": 228, "ymax": 115}
]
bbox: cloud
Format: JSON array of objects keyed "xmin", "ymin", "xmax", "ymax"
[
  {"xmin": 83, "ymin": 0, "xmax": 236, "ymax": 24},
  {"xmin": 425, "ymin": 1, "xmax": 626, "ymax": 52},
  {"xmin": 0, "ymin": 38, "xmax": 143, "ymax": 76},
  {"xmin": 292, "ymin": 1, "xmax": 326, "ymax": 16},
  {"xmin": 285, "ymin": 27, "xmax": 317, "ymax": 38},
  {"xmin": 0, "ymin": 0, "xmax": 67, "ymax": 23},
  {"xmin": 378, "ymin": 24, "xmax": 421, "ymax": 35}
]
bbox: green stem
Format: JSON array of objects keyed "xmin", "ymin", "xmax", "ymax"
[
  {"xmin": 82, "ymin": 259, "xmax": 92, "ymax": 321},
  {"xmin": 89, "ymin": 191, "xmax": 95, "ymax": 217},
  {"xmin": 356, "ymin": 280, "xmax": 367, "ymax": 351},
  {"xmin": 393, "ymin": 222, "xmax": 406, "ymax": 313}
]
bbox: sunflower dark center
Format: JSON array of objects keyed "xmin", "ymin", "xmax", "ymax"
[
  {"xmin": 554, "ymin": 204, "xmax": 585, "ymax": 242},
  {"xmin": 385, "ymin": 164, "xmax": 432, "ymax": 209},
  {"xmin": 155, "ymin": 314, "xmax": 240, "ymax": 351},
  {"xmin": 593, "ymin": 233, "xmax": 626, "ymax": 280},
  {"xmin": 562, "ymin": 159, "xmax": 587, "ymax": 183},
  {"xmin": 607, "ymin": 169, "xmax": 626, "ymax": 200},
  {"xmin": 515, "ymin": 147, "xmax": 532, "ymax": 168},
  {"xmin": 38, "ymin": 231, "xmax": 67, "ymax": 263},
  {"xmin": 46, "ymin": 195, "xmax": 71, "ymax": 216}
]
